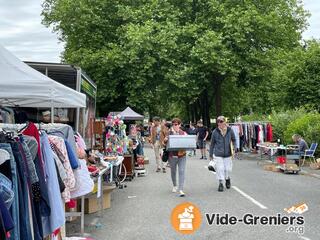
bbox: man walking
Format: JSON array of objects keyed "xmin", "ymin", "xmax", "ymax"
[
  {"xmin": 196, "ymin": 120, "xmax": 208, "ymax": 159},
  {"xmin": 187, "ymin": 123, "xmax": 197, "ymax": 156},
  {"xmin": 150, "ymin": 116, "xmax": 165, "ymax": 172},
  {"xmin": 209, "ymin": 116, "xmax": 236, "ymax": 192}
]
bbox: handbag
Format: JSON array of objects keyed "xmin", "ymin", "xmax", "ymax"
[
  {"xmin": 162, "ymin": 149, "xmax": 169, "ymax": 162},
  {"xmin": 208, "ymin": 159, "xmax": 216, "ymax": 172},
  {"xmin": 177, "ymin": 150, "xmax": 186, "ymax": 158}
]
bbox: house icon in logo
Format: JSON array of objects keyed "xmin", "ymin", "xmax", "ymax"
[{"xmin": 178, "ymin": 206, "xmax": 194, "ymax": 231}]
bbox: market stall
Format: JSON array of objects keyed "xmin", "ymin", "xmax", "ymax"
[
  {"xmin": 91, "ymin": 107, "xmax": 146, "ymax": 181},
  {"xmin": 0, "ymin": 45, "xmax": 113, "ymax": 239},
  {"xmin": 120, "ymin": 107, "xmax": 144, "ymax": 121}
]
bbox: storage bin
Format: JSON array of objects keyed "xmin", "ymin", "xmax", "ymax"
[
  {"xmin": 167, "ymin": 135, "xmax": 197, "ymax": 151},
  {"xmin": 276, "ymin": 156, "xmax": 287, "ymax": 164}
]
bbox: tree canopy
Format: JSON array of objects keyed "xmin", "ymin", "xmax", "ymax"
[{"xmin": 42, "ymin": 0, "xmax": 312, "ymax": 124}]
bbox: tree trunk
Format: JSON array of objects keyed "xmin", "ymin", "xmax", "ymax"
[
  {"xmin": 213, "ymin": 74, "xmax": 223, "ymax": 117},
  {"xmin": 200, "ymin": 92, "xmax": 206, "ymax": 126},
  {"xmin": 196, "ymin": 99, "xmax": 201, "ymax": 121},
  {"xmin": 203, "ymin": 89, "xmax": 210, "ymax": 127}
]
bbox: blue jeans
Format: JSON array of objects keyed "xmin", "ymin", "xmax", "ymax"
[
  {"xmin": 0, "ymin": 173, "xmax": 14, "ymax": 209},
  {"xmin": 169, "ymin": 156, "xmax": 187, "ymax": 191},
  {"xmin": 0, "ymin": 143, "xmax": 20, "ymax": 240},
  {"xmin": 11, "ymin": 142, "xmax": 33, "ymax": 240}
]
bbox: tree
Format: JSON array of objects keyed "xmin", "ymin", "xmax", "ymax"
[
  {"xmin": 42, "ymin": 0, "xmax": 309, "ymax": 121},
  {"xmin": 268, "ymin": 40, "xmax": 320, "ymax": 111}
]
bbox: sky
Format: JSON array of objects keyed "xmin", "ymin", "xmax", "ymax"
[{"xmin": 0, "ymin": 0, "xmax": 319, "ymax": 63}]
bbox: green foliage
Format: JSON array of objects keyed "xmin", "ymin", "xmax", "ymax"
[
  {"xmin": 284, "ymin": 113, "xmax": 320, "ymax": 144},
  {"xmin": 269, "ymin": 108, "xmax": 308, "ymax": 142},
  {"xmin": 241, "ymin": 114, "xmax": 268, "ymax": 122},
  {"xmin": 41, "ymin": 0, "xmax": 309, "ymax": 118},
  {"xmin": 267, "ymin": 40, "xmax": 320, "ymax": 112}
]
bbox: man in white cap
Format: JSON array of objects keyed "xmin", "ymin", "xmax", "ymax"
[{"xmin": 209, "ymin": 116, "xmax": 236, "ymax": 192}]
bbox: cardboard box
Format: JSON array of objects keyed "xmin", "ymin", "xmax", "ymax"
[
  {"xmin": 144, "ymin": 156, "xmax": 149, "ymax": 164},
  {"xmin": 283, "ymin": 163, "xmax": 299, "ymax": 171},
  {"xmin": 263, "ymin": 164, "xmax": 280, "ymax": 172},
  {"xmin": 83, "ymin": 185, "xmax": 115, "ymax": 214},
  {"xmin": 310, "ymin": 163, "xmax": 320, "ymax": 170}
]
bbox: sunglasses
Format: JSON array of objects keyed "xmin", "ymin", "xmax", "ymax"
[
  {"xmin": 218, "ymin": 120, "xmax": 225, "ymax": 123},
  {"xmin": 173, "ymin": 123, "xmax": 179, "ymax": 126}
]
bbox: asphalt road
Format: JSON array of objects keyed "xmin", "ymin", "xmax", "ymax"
[{"xmin": 67, "ymin": 146, "xmax": 320, "ymax": 240}]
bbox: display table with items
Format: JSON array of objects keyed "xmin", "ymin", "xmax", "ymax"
[{"xmin": 257, "ymin": 142, "xmax": 300, "ymax": 174}]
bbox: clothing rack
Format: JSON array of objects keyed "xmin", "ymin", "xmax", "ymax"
[
  {"xmin": 227, "ymin": 121, "xmax": 273, "ymax": 152},
  {"xmin": 228, "ymin": 121, "xmax": 270, "ymax": 125},
  {"xmin": 0, "ymin": 122, "xmax": 87, "ymax": 238}
]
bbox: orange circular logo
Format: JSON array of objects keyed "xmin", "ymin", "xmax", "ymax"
[{"xmin": 171, "ymin": 202, "xmax": 202, "ymax": 234}]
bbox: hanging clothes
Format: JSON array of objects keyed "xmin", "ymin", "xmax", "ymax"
[
  {"xmin": 10, "ymin": 141, "xmax": 33, "ymax": 240},
  {"xmin": 0, "ymin": 123, "xmax": 95, "ymax": 239},
  {"xmin": 23, "ymin": 122, "xmax": 45, "ymax": 178},
  {"xmin": 0, "ymin": 194, "xmax": 14, "ymax": 239},
  {"xmin": 48, "ymin": 135, "xmax": 76, "ymax": 202},
  {"xmin": 0, "ymin": 143, "xmax": 20, "ymax": 240},
  {"xmin": 267, "ymin": 123, "xmax": 273, "ymax": 142},
  {"xmin": 231, "ymin": 125, "xmax": 240, "ymax": 150},
  {"xmin": 40, "ymin": 132, "xmax": 65, "ymax": 237}
]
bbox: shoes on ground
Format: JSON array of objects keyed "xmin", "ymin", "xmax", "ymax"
[
  {"xmin": 218, "ymin": 183, "xmax": 224, "ymax": 192},
  {"xmin": 162, "ymin": 168, "xmax": 166, "ymax": 173},
  {"xmin": 179, "ymin": 190, "xmax": 185, "ymax": 197},
  {"xmin": 226, "ymin": 178, "xmax": 231, "ymax": 189},
  {"xmin": 172, "ymin": 186, "xmax": 178, "ymax": 193},
  {"xmin": 156, "ymin": 168, "xmax": 161, "ymax": 172}
]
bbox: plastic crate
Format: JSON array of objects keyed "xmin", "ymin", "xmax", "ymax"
[{"xmin": 167, "ymin": 135, "xmax": 197, "ymax": 151}]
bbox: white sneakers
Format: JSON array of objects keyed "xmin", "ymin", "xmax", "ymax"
[
  {"xmin": 172, "ymin": 186, "xmax": 186, "ymax": 197},
  {"xmin": 179, "ymin": 190, "xmax": 185, "ymax": 197}
]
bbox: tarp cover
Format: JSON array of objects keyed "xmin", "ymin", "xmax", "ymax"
[
  {"xmin": 0, "ymin": 45, "xmax": 86, "ymax": 108},
  {"xmin": 120, "ymin": 107, "xmax": 144, "ymax": 120}
]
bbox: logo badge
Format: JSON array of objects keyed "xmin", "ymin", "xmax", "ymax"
[{"xmin": 171, "ymin": 202, "xmax": 202, "ymax": 234}]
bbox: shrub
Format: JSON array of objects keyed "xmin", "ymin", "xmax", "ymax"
[
  {"xmin": 242, "ymin": 108, "xmax": 308, "ymax": 142},
  {"xmin": 284, "ymin": 114, "xmax": 320, "ymax": 144},
  {"xmin": 270, "ymin": 108, "xmax": 308, "ymax": 142}
]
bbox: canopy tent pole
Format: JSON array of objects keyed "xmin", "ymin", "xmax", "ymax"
[
  {"xmin": 51, "ymin": 106, "xmax": 54, "ymax": 124},
  {"xmin": 75, "ymin": 68, "xmax": 81, "ymax": 132},
  {"xmin": 75, "ymin": 108, "xmax": 80, "ymax": 132}
]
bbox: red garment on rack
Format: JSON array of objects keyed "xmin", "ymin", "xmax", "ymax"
[
  {"xmin": 267, "ymin": 123, "xmax": 273, "ymax": 142},
  {"xmin": 23, "ymin": 122, "xmax": 45, "ymax": 176}
]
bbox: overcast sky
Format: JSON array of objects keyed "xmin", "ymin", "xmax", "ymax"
[{"xmin": 0, "ymin": 0, "xmax": 319, "ymax": 63}]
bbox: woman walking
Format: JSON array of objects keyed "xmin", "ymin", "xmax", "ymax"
[
  {"xmin": 209, "ymin": 116, "xmax": 236, "ymax": 192},
  {"xmin": 165, "ymin": 118, "xmax": 188, "ymax": 197}
]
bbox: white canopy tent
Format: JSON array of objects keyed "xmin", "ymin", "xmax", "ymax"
[
  {"xmin": 120, "ymin": 107, "xmax": 144, "ymax": 121},
  {"xmin": 0, "ymin": 45, "xmax": 86, "ymax": 108}
]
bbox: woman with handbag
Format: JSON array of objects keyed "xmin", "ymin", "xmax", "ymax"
[
  {"xmin": 164, "ymin": 118, "xmax": 188, "ymax": 197},
  {"xmin": 209, "ymin": 116, "xmax": 236, "ymax": 192},
  {"xmin": 161, "ymin": 122, "xmax": 171, "ymax": 170}
]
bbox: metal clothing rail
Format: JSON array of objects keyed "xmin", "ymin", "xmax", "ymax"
[{"xmin": 0, "ymin": 122, "xmax": 74, "ymax": 132}]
